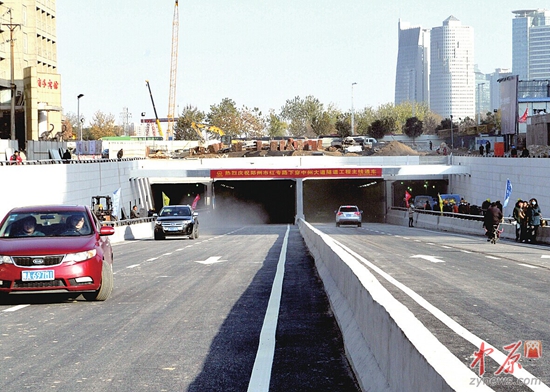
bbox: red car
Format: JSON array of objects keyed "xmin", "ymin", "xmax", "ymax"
[{"xmin": 0, "ymin": 205, "xmax": 115, "ymax": 301}]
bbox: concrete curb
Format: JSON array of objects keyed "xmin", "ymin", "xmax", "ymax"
[{"xmin": 298, "ymin": 219, "xmax": 491, "ymax": 392}]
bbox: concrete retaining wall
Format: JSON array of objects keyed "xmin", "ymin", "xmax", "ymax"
[
  {"xmin": 298, "ymin": 219, "xmax": 490, "ymax": 392},
  {"xmin": 387, "ymin": 209, "xmax": 550, "ymax": 244}
]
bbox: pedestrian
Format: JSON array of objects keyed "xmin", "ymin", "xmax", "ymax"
[
  {"xmin": 429, "ymin": 140, "xmax": 433, "ymax": 150},
  {"xmin": 512, "ymin": 200, "xmax": 525, "ymax": 242},
  {"xmin": 483, "ymin": 202, "xmax": 503, "ymax": 241},
  {"xmin": 424, "ymin": 200, "xmax": 432, "ymax": 211},
  {"xmin": 117, "ymin": 149, "xmax": 124, "ymax": 159},
  {"xmin": 10, "ymin": 150, "xmax": 22, "ymax": 165},
  {"xmin": 130, "ymin": 205, "xmax": 140, "ymax": 219},
  {"xmin": 511, "ymin": 145, "xmax": 518, "ymax": 157},
  {"xmin": 479, "ymin": 144, "xmax": 484, "ymax": 156},
  {"xmin": 485, "ymin": 141, "xmax": 491, "ymax": 156},
  {"xmin": 408, "ymin": 205, "xmax": 414, "ymax": 227},
  {"xmin": 521, "ymin": 147, "xmax": 530, "ymax": 157},
  {"xmin": 527, "ymin": 198, "xmax": 542, "ymax": 243}
]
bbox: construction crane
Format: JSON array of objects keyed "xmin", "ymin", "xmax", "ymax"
[
  {"xmin": 167, "ymin": 1, "xmax": 179, "ymax": 139},
  {"xmin": 145, "ymin": 80, "xmax": 164, "ymax": 137}
]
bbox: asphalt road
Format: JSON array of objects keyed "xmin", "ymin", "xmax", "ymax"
[
  {"xmin": 0, "ymin": 225, "xmax": 360, "ymax": 392},
  {"xmin": 317, "ymin": 222, "xmax": 550, "ymax": 391}
]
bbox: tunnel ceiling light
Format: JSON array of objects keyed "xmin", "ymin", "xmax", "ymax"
[{"xmin": 358, "ymin": 181, "xmax": 377, "ymax": 188}]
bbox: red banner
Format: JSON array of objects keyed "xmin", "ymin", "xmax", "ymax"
[{"xmin": 210, "ymin": 168, "xmax": 382, "ymax": 179}]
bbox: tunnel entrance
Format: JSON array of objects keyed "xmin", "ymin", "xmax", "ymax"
[
  {"xmin": 213, "ymin": 180, "xmax": 296, "ymax": 224},
  {"xmin": 151, "ymin": 183, "xmax": 207, "ymax": 211},
  {"xmin": 303, "ymin": 179, "xmax": 385, "ymax": 223}
]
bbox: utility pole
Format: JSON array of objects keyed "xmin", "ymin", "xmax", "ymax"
[{"xmin": 3, "ymin": 9, "xmax": 21, "ymax": 140}]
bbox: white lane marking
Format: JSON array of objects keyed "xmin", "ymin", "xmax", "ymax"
[
  {"xmin": 127, "ymin": 264, "xmax": 140, "ymax": 269},
  {"xmin": 441, "ymin": 246, "xmax": 451, "ymax": 249},
  {"xmin": 426, "ymin": 242, "xmax": 436, "ymax": 246},
  {"xmin": 334, "ymin": 240, "xmax": 549, "ymax": 390},
  {"xmin": 194, "ymin": 256, "xmax": 225, "ymax": 265},
  {"xmin": 248, "ymin": 225, "xmax": 290, "ymax": 392},
  {"xmin": 519, "ymin": 263, "xmax": 539, "ymax": 269},
  {"xmin": 541, "ymin": 255, "xmax": 550, "ymax": 259},
  {"xmin": 460, "ymin": 250, "xmax": 472, "ymax": 254},
  {"xmin": 147, "ymin": 257, "xmax": 159, "ymax": 261},
  {"xmin": 411, "ymin": 255, "xmax": 445, "ymax": 263},
  {"xmin": 3, "ymin": 304, "xmax": 30, "ymax": 312},
  {"xmin": 486, "ymin": 256, "xmax": 500, "ymax": 260},
  {"xmin": 163, "ymin": 252, "xmax": 173, "ymax": 256}
]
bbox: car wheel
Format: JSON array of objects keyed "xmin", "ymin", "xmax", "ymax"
[
  {"xmin": 358, "ymin": 223, "xmax": 362, "ymax": 227},
  {"xmin": 189, "ymin": 226, "xmax": 197, "ymax": 240},
  {"xmin": 154, "ymin": 232, "xmax": 164, "ymax": 240},
  {"xmin": 336, "ymin": 222, "xmax": 340, "ymax": 227},
  {"xmin": 83, "ymin": 261, "xmax": 113, "ymax": 301}
]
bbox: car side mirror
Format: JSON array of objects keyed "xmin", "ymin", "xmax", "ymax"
[
  {"xmin": 193, "ymin": 212, "xmax": 198, "ymax": 217},
  {"xmin": 153, "ymin": 213, "xmax": 158, "ymax": 218}
]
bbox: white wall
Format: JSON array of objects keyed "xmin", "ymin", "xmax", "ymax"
[
  {"xmin": 0, "ymin": 160, "xmax": 139, "ymax": 219},
  {"xmin": 451, "ymin": 156, "xmax": 549, "ymax": 216}
]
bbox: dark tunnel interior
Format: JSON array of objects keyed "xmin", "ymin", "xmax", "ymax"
[{"xmin": 151, "ymin": 178, "xmax": 389, "ymax": 225}]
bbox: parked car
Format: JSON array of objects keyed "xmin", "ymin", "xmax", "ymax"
[
  {"xmin": 0, "ymin": 205, "xmax": 115, "ymax": 301},
  {"xmin": 335, "ymin": 205, "xmax": 362, "ymax": 227},
  {"xmin": 154, "ymin": 205, "xmax": 199, "ymax": 240}
]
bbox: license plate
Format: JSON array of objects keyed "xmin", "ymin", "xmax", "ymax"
[
  {"xmin": 166, "ymin": 227, "xmax": 180, "ymax": 232},
  {"xmin": 22, "ymin": 270, "xmax": 54, "ymax": 281}
]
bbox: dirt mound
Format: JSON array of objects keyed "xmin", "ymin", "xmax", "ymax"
[{"xmin": 373, "ymin": 140, "xmax": 425, "ymax": 156}]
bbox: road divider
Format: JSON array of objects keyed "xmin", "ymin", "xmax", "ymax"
[{"xmin": 298, "ymin": 219, "xmax": 489, "ymax": 392}]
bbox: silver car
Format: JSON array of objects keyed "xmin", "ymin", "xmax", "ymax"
[{"xmin": 335, "ymin": 205, "xmax": 362, "ymax": 227}]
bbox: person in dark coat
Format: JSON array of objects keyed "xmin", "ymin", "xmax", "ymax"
[
  {"xmin": 527, "ymin": 198, "xmax": 542, "ymax": 243},
  {"xmin": 483, "ymin": 202, "xmax": 503, "ymax": 241},
  {"xmin": 479, "ymin": 144, "xmax": 484, "ymax": 156}
]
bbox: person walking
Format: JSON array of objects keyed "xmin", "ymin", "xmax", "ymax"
[
  {"xmin": 408, "ymin": 205, "xmax": 414, "ymax": 227},
  {"xmin": 483, "ymin": 202, "xmax": 503, "ymax": 241},
  {"xmin": 485, "ymin": 141, "xmax": 491, "ymax": 156}
]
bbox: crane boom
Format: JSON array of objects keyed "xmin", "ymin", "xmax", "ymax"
[
  {"xmin": 167, "ymin": 0, "xmax": 179, "ymax": 139},
  {"xmin": 145, "ymin": 80, "xmax": 164, "ymax": 137}
]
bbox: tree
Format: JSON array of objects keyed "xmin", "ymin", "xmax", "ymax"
[
  {"xmin": 369, "ymin": 119, "xmax": 386, "ymax": 140},
  {"xmin": 240, "ymin": 106, "xmax": 265, "ymax": 139},
  {"xmin": 335, "ymin": 113, "xmax": 351, "ymax": 137},
  {"xmin": 403, "ymin": 117, "xmax": 423, "ymax": 140},
  {"xmin": 88, "ymin": 111, "xmax": 121, "ymax": 140},
  {"xmin": 174, "ymin": 105, "xmax": 205, "ymax": 140},
  {"xmin": 207, "ymin": 98, "xmax": 241, "ymax": 137},
  {"xmin": 266, "ymin": 110, "xmax": 288, "ymax": 138},
  {"xmin": 61, "ymin": 117, "xmax": 74, "ymax": 140},
  {"xmin": 280, "ymin": 95, "xmax": 324, "ymax": 137}
]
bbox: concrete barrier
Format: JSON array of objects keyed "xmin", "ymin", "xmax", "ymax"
[
  {"xmin": 386, "ymin": 208, "xmax": 550, "ymax": 244},
  {"xmin": 298, "ymin": 219, "xmax": 490, "ymax": 392},
  {"xmin": 109, "ymin": 220, "xmax": 155, "ymax": 243}
]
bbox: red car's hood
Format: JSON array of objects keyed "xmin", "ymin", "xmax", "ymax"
[{"xmin": 0, "ymin": 236, "xmax": 99, "ymax": 256}]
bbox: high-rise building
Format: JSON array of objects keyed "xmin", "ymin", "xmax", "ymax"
[
  {"xmin": 0, "ymin": 0, "xmax": 61, "ymax": 145},
  {"xmin": 512, "ymin": 9, "xmax": 550, "ymax": 80},
  {"xmin": 429, "ymin": 16, "xmax": 475, "ymax": 120},
  {"xmin": 394, "ymin": 20, "xmax": 430, "ymax": 107}
]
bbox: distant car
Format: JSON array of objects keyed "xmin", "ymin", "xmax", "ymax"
[
  {"xmin": 154, "ymin": 205, "xmax": 199, "ymax": 240},
  {"xmin": 101, "ymin": 149, "xmax": 109, "ymax": 159},
  {"xmin": 0, "ymin": 205, "xmax": 115, "ymax": 301},
  {"xmin": 335, "ymin": 205, "xmax": 362, "ymax": 227}
]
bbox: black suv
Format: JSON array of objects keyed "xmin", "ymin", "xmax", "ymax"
[{"xmin": 154, "ymin": 205, "xmax": 199, "ymax": 240}]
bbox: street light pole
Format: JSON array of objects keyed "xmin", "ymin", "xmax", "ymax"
[
  {"xmin": 450, "ymin": 114, "xmax": 454, "ymax": 150},
  {"xmin": 351, "ymin": 82, "xmax": 357, "ymax": 135},
  {"xmin": 77, "ymin": 94, "xmax": 84, "ymax": 140}
]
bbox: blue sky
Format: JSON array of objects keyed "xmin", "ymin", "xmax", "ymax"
[{"xmin": 57, "ymin": 0, "xmax": 531, "ymax": 125}]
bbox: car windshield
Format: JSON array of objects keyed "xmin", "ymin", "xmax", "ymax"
[
  {"xmin": 159, "ymin": 206, "xmax": 191, "ymax": 217},
  {"xmin": 0, "ymin": 211, "xmax": 93, "ymax": 237}
]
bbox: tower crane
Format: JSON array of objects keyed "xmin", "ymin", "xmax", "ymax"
[{"xmin": 167, "ymin": 1, "xmax": 179, "ymax": 139}]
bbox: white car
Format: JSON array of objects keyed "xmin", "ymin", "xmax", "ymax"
[{"xmin": 335, "ymin": 205, "xmax": 362, "ymax": 227}]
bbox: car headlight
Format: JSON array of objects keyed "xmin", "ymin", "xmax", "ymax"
[
  {"xmin": 63, "ymin": 249, "xmax": 97, "ymax": 263},
  {"xmin": 0, "ymin": 255, "xmax": 13, "ymax": 264}
]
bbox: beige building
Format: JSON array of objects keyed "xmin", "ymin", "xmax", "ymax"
[{"xmin": 0, "ymin": 0, "xmax": 61, "ymax": 149}]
